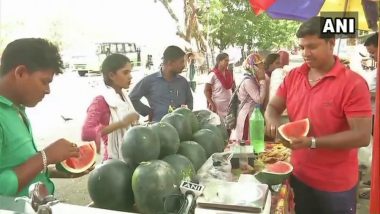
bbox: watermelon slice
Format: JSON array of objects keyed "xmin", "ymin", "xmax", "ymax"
[
  {"xmin": 56, "ymin": 142, "xmax": 96, "ymax": 174},
  {"xmin": 278, "ymin": 118, "xmax": 310, "ymax": 141},
  {"xmin": 255, "ymin": 161, "xmax": 293, "ymax": 185}
]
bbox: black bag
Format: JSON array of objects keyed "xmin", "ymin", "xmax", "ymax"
[{"xmin": 225, "ymin": 78, "xmax": 250, "ymax": 129}]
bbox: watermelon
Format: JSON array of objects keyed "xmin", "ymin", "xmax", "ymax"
[
  {"xmin": 217, "ymin": 123, "xmax": 229, "ymax": 141},
  {"xmin": 278, "ymin": 118, "xmax": 310, "ymax": 142},
  {"xmin": 87, "ymin": 159, "xmax": 135, "ymax": 211},
  {"xmin": 162, "ymin": 154, "xmax": 196, "ymax": 182},
  {"xmin": 151, "ymin": 122, "xmax": 180, "ymax": 158},
  {"xmin": 161, "ymin": 113, "xmax": 192, "ymax": 141},
  {"xmin": 56, "ymin": 142, "xmax": 96, "ymax": 174},
  {"xmin": 132, "ymin": 160, "xmax": 180, "ymax": 214},
  {"xmin": 173, "ymin": 107, "xmax": 200, "ymax": 133},
  {"xmin": 121, "ymin": 126, "xmax": 160, "ymax": 165},
  {"xmin": 193, "ymin": 109, "xmax": 217, "ymax": 126},
  {"xmin": 193, "ymin": 129, "xmax": 220, "ymax": 157},
  {"xmin": 200, "ymin": 124, "xmax": 226, "ymax": 151},
  {"xmin": 255, "ymin": 161, "xmax": 293, "ymax": 185},
  {"xmin": 177, "ymin": 141, "xmax": 207, "ymax": 171}
]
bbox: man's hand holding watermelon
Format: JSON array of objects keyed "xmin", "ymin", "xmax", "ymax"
[
  {"xmin": 283, "ymin": 136, "xmax": 312, "ymax": 150},
  {"xmin": 44, "ymin": 139, "xmax": 80, "ymax": 165},
  {"xmin": 44, "ymin": 139, "xmax": 95, "ymax": 179}
]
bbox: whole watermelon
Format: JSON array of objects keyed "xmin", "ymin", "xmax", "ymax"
[
  {"xmin": 161, "ymin": 113, "xmax": 192, "ymax": 141},
  {"xmin": 201, "ymin": 124, "xmax": 226, "ymax": 151},
  {"xmin": 162, "ymin": 154, "xmax": 196, "ymax": 183},
  {"xmin": 177, "ymin": 141, "xmax": 207, "ymax": 171},
  {"xmin": 193, "ymin": 109, "xmax": 220, "ymax": 127},
  {"xmin": 88, "ymin": 160, "xmax": 134, "ymax": 211},
  {"xmin": 132, "ymin": 160, "xmax": 180, "ymax": 214},
  {"xmin": 121, "ymin": 126, "xmax": 160, "ymax": 165},
  {"xmin": 217, "ymin": 123, "xmax": 229, "ymax": 144},
  {"xmin": 193, "ymin": 129, "xmax": 220, "ymax": 157},
  {"xmin": 173, "ymin": 107, "xmax": 200, "ymax": 133},
  {"xmin": 151, "ymin": 122, "xmax": 180, "ymax": 158}
]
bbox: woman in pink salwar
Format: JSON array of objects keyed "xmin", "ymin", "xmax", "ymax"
[
  {"xmin": 81, "ymin": 54, "xmax": 139, "ymax": 161},
  {"xmin": 230, "ymin": 53, "xmax": 267, "ymax": 141},
  {"xmin": 204, "ymin": 53, "xmax": 235, "ymax": 120}
]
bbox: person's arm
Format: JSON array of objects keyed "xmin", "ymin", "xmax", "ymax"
[
  {"xmin": 128, "ymin": 77, "xmax": 152, "ymax": 117},
  {"xmin": 186, "ymin": 81, "xmax": 194, "ymax": 110},
  {"xmin": 243, "ymin": 79, "xmax": 267, "ymax": 104},
  {"xmin": 288, "ymin": 117, "xmax": 372, "ymax": 149},
  {"xmin": 264, "ymin": 68, "xmax": 291, "ymax": 138},
  {"xmin": 0, "ymin": 132, "xmax": 79, "ymax": 195},
  {"xmin": 289, "ymin": 79, "xmax": 372, "ymax": 149},
  {"xmin": 204, "ymin": 83, "xmax": 213, "ymax": 104},
  {"xmin": 0, "ymin": 125, "xmax": 42, "ymax": 195},
  {"xmin": 82, "ymin": 96, "xmax": 139, "ymax": 143},
  {"xmin": 264, "ymin": 95, "xmax": 287, "ymax": 138},
  {"xmin": 81, "ymin": 96, "xmax": 109, "ymax": 143},
  {"xmin": 204, "ymin": 73, "xmax": 216, "ymax": 112}
]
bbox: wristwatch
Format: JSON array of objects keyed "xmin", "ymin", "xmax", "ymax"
[{"xmin": 310, "ymin": 137, "xmax": 317, "ymax": 149}]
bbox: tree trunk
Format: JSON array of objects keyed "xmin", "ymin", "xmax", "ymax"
[{"xmin": 157, "ymin": 0, "xmax": 208, "ymax": 53}]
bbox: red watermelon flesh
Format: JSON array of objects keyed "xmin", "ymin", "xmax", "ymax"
[
  {"xmin": 278, "ymin": 118, "xmax": 310, "ymax": 141},
  {"xmin": 58, "ymin": 142, "xmax": 96, "ymax": 173},
  {"xmin": 265, "ymin": 161, "xmax": 293, "ymax": 174}
]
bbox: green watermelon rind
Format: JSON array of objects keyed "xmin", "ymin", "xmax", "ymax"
[
  {"xmin": 278, "ymin": 118, "xmax": 310, "ymax": 142},
  {"xmin": 255, "ymin": 161, "xmax": 293, "ymax": 185},
  {"xmin": 177, "ymin": 141, "xmax": 207, "ymax": 171},
  {"xmin": 87, "ymin": 159, "xmax": 135, "ymax": 211},
  {"xmin": 132, "ymin": 160, "xmax": 180, "ymax": 214},
  {"xmin": 56, "ymin": 142, "xmax": 96, "ymax": 174},
  {"xmin": 162, "ymin": 154, "xmax": 196, "ymax": 182},
  {"xmin": 192, "ymin": 129, "xmax": 219, "ymax": 157},
  {"xmin": 173, "ymin": 107, "xmax": 200, "ymax": 133},
  {"xmin": 151, "ymin": 122, "xmax": 180, "ymax": 158},
  {"xmin": 161, "ymin": 113, "xmax": 193, "ymax": 141}
]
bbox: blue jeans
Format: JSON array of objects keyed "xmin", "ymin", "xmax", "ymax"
[{"xmin": 290, "ymin": 175, "xmax": 357, "ymax": 214}]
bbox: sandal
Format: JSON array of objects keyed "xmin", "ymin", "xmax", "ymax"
[{"xmin": 359, "ymin": 190, "xmax": 371, "ymax": 200}]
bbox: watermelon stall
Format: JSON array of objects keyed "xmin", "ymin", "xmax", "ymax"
[{"xmin": 81, "ymin": 109, "xmax": 293, "ymax": 214}]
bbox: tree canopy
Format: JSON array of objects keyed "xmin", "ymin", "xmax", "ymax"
[{"xmin": 196, "ymin": 0, "xmax": 301, "ymax": 51}]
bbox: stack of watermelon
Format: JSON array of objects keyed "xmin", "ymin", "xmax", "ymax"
[{"xmin": 86, "ymin": 108, "xmax": 228, "ymax": 214}]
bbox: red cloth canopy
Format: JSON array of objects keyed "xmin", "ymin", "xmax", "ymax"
[{"xmin": 248, "ymin": 0, "xmax": 275, "ymax": 15}]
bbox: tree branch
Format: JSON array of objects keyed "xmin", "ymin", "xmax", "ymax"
[{"xmin": 157, "ymin": 0, "xmax": 179, "ymax": 22}]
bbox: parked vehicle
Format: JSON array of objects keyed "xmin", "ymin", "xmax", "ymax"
[{"xmin": 71, "ymin": 42, "xmax": 141, "ymax": 77}]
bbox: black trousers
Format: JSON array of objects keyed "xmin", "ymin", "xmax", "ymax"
[{"xmin": 290, "ymin": 175, "xmax": 357, "ymax": 214}]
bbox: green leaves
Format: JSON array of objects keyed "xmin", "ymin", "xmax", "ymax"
[{"xmin": 198, "ymin": 0, "xmax": 301, "ymax": 51}]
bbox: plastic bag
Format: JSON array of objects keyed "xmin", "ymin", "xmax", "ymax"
[{"xmin": 197, "ymin": 152, "xmax": 234, "ymax": 183}]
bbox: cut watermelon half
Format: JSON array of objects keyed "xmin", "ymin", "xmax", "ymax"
[
  {"xmin": 278, "ymin": 118, "xmax": 310, "ymax": 142},
  {"xmin": 255, "ymin": 161, "xmax": 293, "ymax": 185},
  {"xmin": 56, "ymin": 142, "xmax": 96, "ymax": 174}
]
